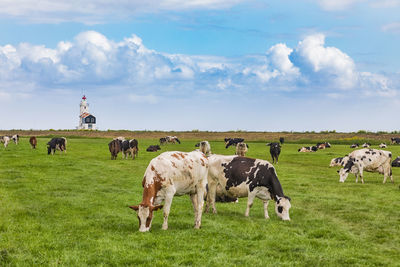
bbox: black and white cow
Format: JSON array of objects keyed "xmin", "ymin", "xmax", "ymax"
[
  {"xmin": 47, "ymin": 137, "xmax": 67, "ymax": 155},
  {"xmin": 198, "ymin": 141, "xmax": 211, "ymax": 156},
  {"xmin": 391, "ymin": 157, "xmax": 400, "ymax": 167},
  {"xmin": 121, "ymin": 139, "xmax": 139, "ymax": 159},
  {"xmin": 350, "ymin": 143, "xmax": 359, "ymax": 148},
  {"xmin": 206, "ymin": 155, "xmax": 291, "ymax": 220},
  {"xmin": 266, "ymin": 142, "xmax": 281, "ymax": 163},
  {"xmin": 379, "ymin": 143, "xmax": 387, "ymax": 148},
  {"xmin": 338, "ymin": 148, "xmax": 393, "ymax": 184},
  {"xmin": 317, "ymin": 142, "xmax": 331, "ymax": 149},
  {"xmin": 330, "ymin": 156, "xmax": 345, "ymax": 167},
  {"xmin": 362, "ymin": 143, "xmax": 371, "ymax": 148},
  {"xmin": 298, "ymin": 146, "xmax": 318, "ymax": 152},
  {"xmin": 391, "ymin": 137, "xmax": 400, "ymax": 144},
  {"xmin": 225, "ymin": 138, "xmax": 245, "ymax": 148},
  {"xmin": 160, "ymin": 136, "xmax": 181, "ymax": 145}
]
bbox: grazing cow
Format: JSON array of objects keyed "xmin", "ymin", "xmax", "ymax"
[
  {"xmin": 129, "ymin": 151, "xmax": 208, "ymax": 232},
  {"xmin": 160, "ymin": 136, "xmax": 180, "ymax": 145},
  {"xmin": 47, "ymin": 137, "xmax": 67, "ymax": 155},
  {"xmin": 279, "ymin": 137, "xmax": 285, "ymax": 145},
  {"xmin": 121, "ymin": 139, "xmax": 139, "ymax": 159},
  {"xmin": 379, "ymin": 143, "xmax": 387, "ymax": 148},
  {"xmin": 266, "ymin": 142, "xmax": 281, "ymax": 163},
  {"xmin": 235, "ymin": 142, "xmax": 248, "ymax": 157},
  {"xmin": 29, "ymin": 136, "xmax": 37, "ymax": 149},
  {"xmin": 108, "ymin": 139, "xmax": 122, "ymax": 160},
  {"xmin": 205, "ymin": 155, "xmax": 291, "ymax": 220},
  {"xmin": 0, "ymin": 136, "xmax": 11, "ymax": 148},
  {"xmin": 11, "ymin": 134, "xmax": 19, "ymax": 145},
  {"xmin": 391, "ymin": 137, "xmax": 400, "ymax": 144},
  {"xmin": 391, "ymin": 157, "xmax": 400, "ymax": 167},
  {"xmin": 338, "ymin": 148, "xmax": 393, "ymax": 184},
  {"xmin": 225, "ymin": 138, "xmax": 245, "ymax": 148},
  {"xmin": 146, "ymin": 145, "xmax": 161, "ymax": 152},
  {"xmin": 298, "ymin": 146, "xmax": 318, "ymax": 152},
  {"xmin": 350, "ymin": 143, "xmax": 359, "ymax": 148},
  {"xmin": 362, "ymin": 143, "xmax": 371, "ymax": 148}
]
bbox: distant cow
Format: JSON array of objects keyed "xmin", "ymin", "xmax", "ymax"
[
  {"xmin": 317, "ymin": 142, "xmax": 331, "ymax": 149},
  {"xmin": 121, "ymin": 139, "xmax": 139, "ymax": 159},
  {"xmin": 298, "ymin": 146, "xmax": 318, "ymax": 152},
  {"xmin": 338, "ymin": 148, "xmax": 393, "ymax": 184},
  {"xmin": 113, "ymin": 136, "xmax": 125, "ymax": 141},
  {"xmin": 391, "ymin": 137, "xmax": 400, "ymax": 144},
  {"xmin": 146, "ymin": 145, "xmax": 161, "ymax": 152},
  {"xmin": 108, "ymin": 139, "xmax": 122, "ymax": 160},
  {"xmin": 29, "ymin": 136, "xmax": 37, "ymax": 149},
  {"xmin": 329, "ymin": 156, "xmax": 347, "ymax": 167},
  {"xmin": 206, "ymin": 155, "xmax": 291, "ymax": 220},
  {"xmin": 225, "ymin": 138, "xmax": 244, "ymax": 148},
  {"xmin": 198, "ymin": 141, "xmax": 211, "ymax": 156},
  {"xmin": 235, "ymin": 142, "xmax": 248, "ymax": 157},
  {"xmin": 391, "ymin": 157, "xmax": 400, "ymax": 167},
  {"xmin": 160, "ymin": 136, "xmax": 180, "ymax": 145},
  {"xmin": 362, "ymin": 143, "xmax": 371, "ymax": 148},
  {"xmin": 379, "ymin": 143, "xmax": 387, "ymax": 148},
  {"xmin": 129, "ymin": 151, "xmax": 208, "ymax": 232},
  {"xmin": 47, "ymin": 137, "xmax": 67, "ymax": 155},
  {"xmin": 266, "ymin": 142, "xmax": 281, "ymax": 163},
  {"xmin": 11, "ymin": 134, "xmax": 19, "ymax": 145},
  {"xmin": 0, "ymin": 136, "xmax": 11, "ymax": 148},
  {"xmin": 350, "ymin": 143, "xmax": 359, "ymax": 148},
  {"xmin": 279, "ymin": 137, "xmax": 284, "ymax": 145}
]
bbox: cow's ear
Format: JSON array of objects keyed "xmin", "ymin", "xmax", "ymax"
[
  {"xmin": 129, "ymin": 205, "xmax": 139, "ymax": 211},
  {"xmin": 151, "ymin": 205, "xmax": 163, "ymax": 211},
  {"xmin": 276, "ymin": 195, "xmax": 281, "ymax": 203}
]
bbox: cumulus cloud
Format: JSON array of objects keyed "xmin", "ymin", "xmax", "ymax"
[{"xmin": 0, "ymin": 31, "xmax": 397, "ymax": 103}]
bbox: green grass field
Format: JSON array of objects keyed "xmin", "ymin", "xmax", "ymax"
[{"xmin": 1, "ymin": 138, "xmax": 399, "ymax": 266}]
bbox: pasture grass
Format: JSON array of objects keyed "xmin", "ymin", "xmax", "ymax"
[{"xmin": 0, "ymin": 138, "xmax": 399, "ymax": 266}]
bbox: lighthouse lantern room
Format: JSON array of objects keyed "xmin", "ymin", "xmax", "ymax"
[{"xmin": 78, "ymin": 95, "xmax": 96, "ymax": 130}]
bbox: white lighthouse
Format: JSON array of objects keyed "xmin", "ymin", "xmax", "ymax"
[{"xmin": 78, "ymin": 95, "xmax": 96, "ymax": 130}]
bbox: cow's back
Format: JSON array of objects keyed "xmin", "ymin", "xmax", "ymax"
[
  {"xmin": 144, "ymin": 151, "xmax": 208, "ymax": 196},
  {"xmin": 349, "ymin": 149, "xmax": 391, "ymax": 170}
]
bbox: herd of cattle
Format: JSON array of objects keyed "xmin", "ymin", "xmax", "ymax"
[{"xmin": 1, "ymin": 134, "xmax": 399, "ymax": 232}]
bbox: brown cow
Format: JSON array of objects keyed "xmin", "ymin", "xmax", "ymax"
[
  {"xmin": 108, "ymin": 139, "xmax": 121, "ymax": 160},
  {"xmin": 29, "ymin": 136, "xmax": 37, "ymax": 149}
]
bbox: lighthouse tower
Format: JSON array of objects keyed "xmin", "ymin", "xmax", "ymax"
[{"xmin": 78, "ymin": 95, "xmax": 96, "ymax": 130}]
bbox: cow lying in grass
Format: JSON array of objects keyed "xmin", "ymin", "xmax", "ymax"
[
  {"xmin": 338, "ymin": 148, "xmax": 393, "ymax": 184},
  {"xmin": 298, "ymin": 146, "xmax": 318, "ymax": 152},
  {"xmin": 205, "ymin": 155, "xmax": 291, "ymax": 220},
  {"xmin": 129, "ymin": 151, "xmax": 208, "ymax": 232}
]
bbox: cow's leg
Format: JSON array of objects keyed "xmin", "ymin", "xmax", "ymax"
[
  {"xmin": 245, "ymin": 190, "xmax": 256, "ymax": 217},
  {"xmin": 205, "ymin": 181, "xmax": 217, "ymax": 214},
  {"xmin": 263, "ymin": 200, "xmax": 270, "ymax": 219},
  {"xmin": 194, "ymin": 184, "xmax": 206, "ymax": 229},
  {"xmin": 359, "ymin": 169, "xmax": 364, "ymax": 184},
  {"xmin": 162, "ymin": 188, "xmax": 175, "ymax": 230}
]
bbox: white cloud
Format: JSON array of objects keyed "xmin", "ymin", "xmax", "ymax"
[
  {"xmin": 0, "ymin": 0, "xmax": 245, "ymax": 24},
  {"xmin": 316, "ymin": 0, "xmax": 364, "ymax": 11},
  {"xmin": 0, "ymin": 31, "xmax": 397, "ymax": 104},
  {"xmin": 370, "ymin": 0, "xmax": 400, "ymax": 8},
  {"xmin": 293, "ymin": 34, "xmax": 357, "ymax": 89},
  {"xmin": 382, "ymin": 22, "xmax": 400, "ymax": 34}
]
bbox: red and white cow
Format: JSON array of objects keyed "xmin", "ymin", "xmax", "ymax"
[
  {"xmin": 205, "ymin": 155, "xmax": 291, "ymax": 220},
  {"xmin": 129, "ymin": 151, "xmax": 208, "ymax": 232}
]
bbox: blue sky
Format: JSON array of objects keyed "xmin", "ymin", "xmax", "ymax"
[{"xmin": 0, "ymin": 0, "xmax": 399, "ymax": 131}]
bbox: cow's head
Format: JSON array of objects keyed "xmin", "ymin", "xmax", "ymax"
[
  {"xmin": 338, "ymin": 157, "xmax": 357, "ymax": 182},
  {"xmin": 275, "ymin": 196, "xmax": 291, "ymax": 221},
  {"xmin": 129, "ymin": 204, "xmax": 163, "ymax": 232}
]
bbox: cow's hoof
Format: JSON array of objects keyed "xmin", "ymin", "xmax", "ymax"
[{"xmin": 162, "ymin": 225, "xmax": 168, "ymax": 230}]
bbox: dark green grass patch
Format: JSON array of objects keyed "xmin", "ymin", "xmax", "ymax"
[{"xmin": 0, "ymin": 138, "xmax": 399, "ymax": 266}]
